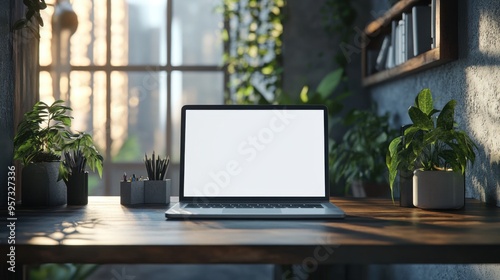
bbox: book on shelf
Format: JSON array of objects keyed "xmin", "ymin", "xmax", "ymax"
[
  {"xmin": 375, "ymin": 35, "xmax": 390, "ymax": 71},
  {"xmin": 393, "ymin": 19, "xmax": 406, "ymax": 66},
  {"xmin": 412, "ymin": 5, "xmax": 432, "ymax": 57},
  {"xmin": 386, "ymin": 45, "xmax": 395, "ymax": 69},
  {"xmin": 403, "ymin": 12, "xmax": 414, "ymax": 61},
  {"xmin": 390, "ymin": 20, "xmax": 397, "ymax": 67},
  {"xmin": 431, "ymin": 0, "xmax": 436, "ymax": 48},
  {"xmin": 399, "ymin": 19, "xmax": 406, "ymax": 65}
]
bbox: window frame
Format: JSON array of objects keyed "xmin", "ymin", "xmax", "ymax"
[{"xmin": 40, "ymin": 0, "xmax": 227, "ymax": 195}]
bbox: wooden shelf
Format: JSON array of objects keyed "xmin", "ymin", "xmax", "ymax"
[{"xmin": 362, "ymin": 0, "xmax": 457, "ymax": 87}]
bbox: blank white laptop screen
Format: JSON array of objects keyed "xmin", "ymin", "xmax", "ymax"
[{"xmin": 182, "ymin": 107, "xmax": 327, "ymax": 197}]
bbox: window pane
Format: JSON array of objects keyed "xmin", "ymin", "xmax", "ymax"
[
  {"xmin": 41, "ymin": 0, "xmax": 107, "ymax": 66},
  {"xmin": 39, "ymin": 71, "xmax": 54, "ymax": 102},
  {"xmin": 39, "ymin": 0, "xmax": 56, "ymax": 66},
  {"xmin": 66, "ymin": 70, "xmax": 105, "ymax": 194},
  {"xmin": 111, "ymin": 0, "xmax": 168, "ymax": 66},
  {"xmin": 70, "ymin": 0, "xmax": 107, "ymax": 66},
  {"xmin": 171, "ymin": 71, "xmax": 224, "ymax": 161},
  {"xmin": 39, "ymin": 71, "xmax": 107, "ymax": 154},
  {"xmin": 68, "ymin": 71, "xmax": 107, "ymax": 154},
  {"xmin": 39, "ymin": 71, "xmax": 107, "ymax": 195},
  {"xmin": 111, "ymin": 71, "xmax": 167, "ymax": 163},
  {"xmin": 172, "ymin": 0, "xmax": 223, "ymax": 66}
]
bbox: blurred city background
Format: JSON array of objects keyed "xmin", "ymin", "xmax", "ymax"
[{"xmin": 41, "ymin": 0, "xmax": 224, "ymax": 195}]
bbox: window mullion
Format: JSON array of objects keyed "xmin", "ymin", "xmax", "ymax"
[
  {"xmin": 104, "ymin": 0, "xmax": 113, "ymax": 195},
  {"xmin": 166, "ymin": 0, "xmax": 173, "ymax": 161}
]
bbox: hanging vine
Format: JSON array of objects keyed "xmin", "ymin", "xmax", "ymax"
[{"xmin": 221, "ymin": 0, "xmax": 286, "ymax": 104}]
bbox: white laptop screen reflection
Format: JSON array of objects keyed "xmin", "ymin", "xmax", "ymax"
[{"xmin": 183, "ymin": 109, "xmax": 326, "ymax": 197}]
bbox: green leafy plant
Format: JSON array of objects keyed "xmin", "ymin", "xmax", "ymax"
[
  {"xmin": 220, "ymin": 0, "xmax": 286, "ymax": 104},
  {"xmin": 331, "ymin": 108, "xmax": 398, "ymax": 193},
  {"xmin": 61, "ymin": 132, "xmax": 104, "ymax": 181},
  {"xmin": 386, "ymin": 88, "xmax": 477, "ymax": 198},
  {"xmin": 14, "ymin": 100, "xmax": 72, "ymax": 165},
  {"xmin": 12, "ymin": 0, "xmax": 48, "ymax": 38},
  {"xmin": 14, "ymin": 100, "xmax": 103, "ymax": 181}
]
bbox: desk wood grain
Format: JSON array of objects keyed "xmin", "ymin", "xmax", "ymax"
[{"xmin": 2, "ymin": 197, "xmax": 500, "ymax": 264}]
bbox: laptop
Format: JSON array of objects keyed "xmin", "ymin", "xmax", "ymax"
[{"xmin": 165, "ymin": 105, "xmax": 345, "ymax": 219}]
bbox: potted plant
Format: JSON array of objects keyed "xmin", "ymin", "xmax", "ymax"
[
  {"xmin": 386, "ymin": 88, "xmax": 477, "ymax": 209},
  {"xmin": 61, "ymin": 132, "xmax": 103, "ymax": 205},
  {"xmin": 330, "ymin": 108, "xmax": 397, "ymax": 197},
  {"xmin": 14, "ymin": 100, "xmax": 72, "ymax": 206}
]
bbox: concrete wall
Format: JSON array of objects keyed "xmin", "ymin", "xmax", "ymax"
[
  {"xmin": 0, "ymin": 1, "xmax": 14, "ymax": 208},
  {"xmin": 369, "ymin": 0, "xmax": 500, "ymax": 206},
  {"xmin": 365, "ymin": 0, "xmax": 500, "ymax": 279}
]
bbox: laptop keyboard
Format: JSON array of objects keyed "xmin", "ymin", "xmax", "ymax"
[{"xmin": 185, "ymin": 203, "xmax": 324, "ymax": 209}]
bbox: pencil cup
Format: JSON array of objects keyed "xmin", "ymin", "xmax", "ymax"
[
  {"xmin": 144, "ymin": 179, "xmax": 171, "ymax": 204},
  {"xmin": 120, "ymin": 181, "xmax": 144, "ymax": 205}
]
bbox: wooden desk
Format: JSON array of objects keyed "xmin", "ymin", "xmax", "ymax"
[{"xmin": 2, "ymin": 197, "xmax": 500, "ymax": 265}]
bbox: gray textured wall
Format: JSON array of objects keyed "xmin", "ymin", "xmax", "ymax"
[
  {"xmin": 369, "ymin": 0, "xmax": 500, "ymax": 206},
  {"xmin": 282, "ymin": 0, "xmax": 337, "ymax": 97},
  {"xmin": 366, "ymin": 0, "xmax": 500, "ymax": 279},
  {"xmin": 0, "ymin": 1, "xmax": 14, "ymax": 208}
]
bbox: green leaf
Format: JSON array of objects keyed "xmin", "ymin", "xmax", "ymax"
[
  {"xmin": 38, "ymin": 0, "xmax": 48, "ymax": 10},
  {"xmin": 316, "ymin": 69, "xmax": 343, "ymax": 99},
  {"xmin": 408, "ymin": 106, "xmax": 434, "ymax": 130},
  {"xmin": 299, "ymin": 86, "xmax": 309, "ymax": 103},
  {"xmin": 374, "ymin": 132, "xmax": 387, "ymax": 144},
  {"xmin": 26, "ymin": 9, "xmax": 35, "ymax": 21},
  {"xmin": 436, "ymin": 99, "xmax": 456, "ymax": 130},
  {"xmin": 387, "ymin": 155, "xmax": 400, "ymax": 199},
  {"xmin": 415, "ymin": 88, "xmax": 434, "ymax": 115},
  {"xmin": 12, "ymin": 19, "xmax": 27, "ymax": 30},
  {"xmin": 34, "ymin": 12, "xmax": 44, "ymax": 27},
  {"xmin": 386, "ymin": 136, "xmax": 402, "ymax": 167},
  {"xmin": 439, "ymin": 149, "xmax": 462, "ymax": 173}
]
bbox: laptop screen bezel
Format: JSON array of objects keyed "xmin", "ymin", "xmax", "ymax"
[{"xmin": 179, "ymin": 104, "xmax": 330, "ymax": 203}]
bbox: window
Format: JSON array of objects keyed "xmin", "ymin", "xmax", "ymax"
[{"xmin": 40, "ymin": 0, "xmax": 224, "ymax": 195}]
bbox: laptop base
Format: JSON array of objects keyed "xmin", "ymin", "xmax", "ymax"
[{"xmin": 165, "ymin": 202, "xmax": 345, "ymax": 219}]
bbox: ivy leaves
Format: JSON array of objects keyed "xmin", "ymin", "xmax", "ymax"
[{"xmin": 221, "ymin": 0, "xmax": 285, "ymax": 104}]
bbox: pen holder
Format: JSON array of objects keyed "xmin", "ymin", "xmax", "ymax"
[
  {"xmin": 120, "ymin": 181, "xmax": 144, "ymax": 205},
  {"xmin": 66, "ymin": 171, "xmax": 89, "ymax": 205},
  {"xmin": 144, "ymin": 179, "xmax": 171, "ymax": 204}
]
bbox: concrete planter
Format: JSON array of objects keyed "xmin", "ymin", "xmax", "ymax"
[
  {"xmin": 413, "ymin": 170, "xmax": 464, "ymax": 209},
  {"xmin": 22, "ymin": 162, "xmax": 67, "ymax": 207}
]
